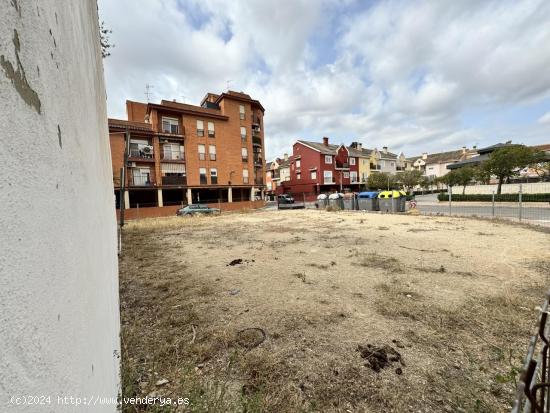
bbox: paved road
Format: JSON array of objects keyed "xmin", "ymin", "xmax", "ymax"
[{"xmin": 414, "ymin": 195, "xmax": 550, "ymax": 225}]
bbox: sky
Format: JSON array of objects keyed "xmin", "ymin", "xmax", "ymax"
[{"xmin": 98, "ymin": 0, "xmax": 550, "ymax": 159}]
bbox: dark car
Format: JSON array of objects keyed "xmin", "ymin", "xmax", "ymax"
[
  {"xmin": 176, "ymin": 204, "xmax": 220, "ymax": 216},
  {"xmin": 278, "ymin": 194, "xmax": 294, "ymax": 204}
]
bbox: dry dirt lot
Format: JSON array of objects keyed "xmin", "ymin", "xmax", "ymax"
[{"xmin": 119, "ymin": 209, "xmax": 550, "ymax": 413}]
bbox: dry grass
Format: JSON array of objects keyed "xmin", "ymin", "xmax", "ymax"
[{"xmin": 119, "ymin": 210, "xmax": 550, "ymax": 412}]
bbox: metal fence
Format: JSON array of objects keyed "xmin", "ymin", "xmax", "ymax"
[
  {"xmin": 415, "ymin": 183, "xmax": 550, "ymax": 227},
  {"xmin": 512, "ymin": 292, "xmax": 550, "ymax": 413},
  {"xmin": 276, "ymin": 183, "xmax": 550, "ymax": 227}
]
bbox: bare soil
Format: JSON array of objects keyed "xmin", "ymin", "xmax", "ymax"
[{"xmin": 119, "ymin": 210, "xmax": 550, "ymax": 413}]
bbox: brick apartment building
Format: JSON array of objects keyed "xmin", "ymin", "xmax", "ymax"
[{"xmin": 109, "ymin": 91, "xmax": 265, "ymax": 208}]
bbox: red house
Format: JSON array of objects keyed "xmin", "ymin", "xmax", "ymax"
[{"xmin": 279, "ymin": 137, "xmax": 360, "ymax": 197}]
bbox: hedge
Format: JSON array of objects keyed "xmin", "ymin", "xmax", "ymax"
[{"xmin": 437, "ymin": 193, "xmax": 550, "ymax": 202}]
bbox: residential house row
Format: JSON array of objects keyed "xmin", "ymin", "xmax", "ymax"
[
  {"xmin": 266, "ymin": 137, "xmax": 410, "ymax": 196},
  {"xmin": 109, "ymin": 91, "xmax": 266, "ymax": 209}
]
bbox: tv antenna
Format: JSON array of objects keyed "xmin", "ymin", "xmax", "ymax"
[{"xmin": 145, "ymin": 84, "xmax": 154, "ymax": 102}]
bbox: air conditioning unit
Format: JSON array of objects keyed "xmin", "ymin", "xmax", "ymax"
[
  {"xmin": 128, "ymin": 162, "xmax": 137, "ymax": 167},
  {"xmin": 142, "ymin": 145, "xmax": 153, "ymax": 154}
]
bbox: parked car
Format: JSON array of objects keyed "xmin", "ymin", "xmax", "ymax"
[
  {"xmin": 278, "ymin": 194, "xmax": 294, "ymax": 204},
  {"xmin": 177, "ymin": 204, "xmax": 220, "ymax": 216}
]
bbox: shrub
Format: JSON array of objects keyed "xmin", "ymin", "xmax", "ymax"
[{"xmin": 437, "ymin": 193, "xmax": 550, "ymax": 202}]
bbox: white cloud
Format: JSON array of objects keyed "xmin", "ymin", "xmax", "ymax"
[
  {"xmin": 99, "ymin": 0, "xmax": 550, "ymax": 159},
  {"xmin": 538, "ymin": 111, "xmax": 550, "ymax": 124}
]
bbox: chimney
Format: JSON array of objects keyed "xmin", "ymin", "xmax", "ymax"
[
  {"xmin": 323, "ymin": 137, "xmax": 329, "ymax": 146},
  {"xmin": 357, "ymin": 142, "xmax": 362, "ymax": 151},
  {"xmin": 422, "ymin": 152, "xmax": 428, "ymax": 160},
  {"xmin": 284, "ymin": 153, "xmax": 288, "ymax": 161},
  {"xmin": 383, "ymin": 146, "xmax": 388, "ymax": 154}
]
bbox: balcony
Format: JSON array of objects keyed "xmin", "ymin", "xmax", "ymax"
[
  {"xmin": 129, "ymin": 175, "xmax": 154, "ymax": 187},
  {"xmin": 159, "ymin": 124, "xmax": 185, "ymax": 137},
  {"xmin": 129, "ymin": 146, "xmax": 154, "ymax": 161},
  {"xmin": 162, "ymin": 175, "xmax": 187, "ymax": 186},
  {"xmin": 253, "ymin": 156, "xmax": 263, "ymax": 166},
  {"xmin": 160, "ymin": 151, "xmax": 185, "ymax": 161},
  {"xmin": 252, "ymin": 136, "xmax": 262, "ymax": 147},
  {"xmin": 252, "ymin": 115, "xmax": 261, "ymax": 125},
  {"xmin": 252, "ymin": 127, "xmax": 261, "ymax": 137}
]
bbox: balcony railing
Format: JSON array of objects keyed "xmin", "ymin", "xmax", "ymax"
[
  {"xmin": 129, "ymin": 175, "xmax": 154, "ymax": 187},
  {"xmin": 252, "ymin": 127, "xmax": 261, "ymax": 137},
  {"xmin": 129, "ymin": 147, "xmax": 154, "ymax": 160},
  {"xmin": 162, "ymin": 175, "xmax": 187, "ymax": 186},
  {"xmin": 252, "ymin": 136, "xmax": 262, "ymax": 146},
  {"xmin": 161, "ymin": 151, "xmax": 185, "ymax": 161},
  {"xmin": 159, "ymin": 125, "xmax": 185, "ymax": 137},
  {"xmin": 254, "ymin": 156, "xmax": 263, "ymax": 166}
]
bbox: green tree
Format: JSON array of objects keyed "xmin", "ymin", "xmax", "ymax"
[
  {"xmin": 397, "ymin": 170, "xmax": 424, "ymax": 194},
  {"xmin": 473, "ymin": 165, "xmax": 491, "ymax": 184},
  {"xmin": 436, "ymin": 170, "xmax": 460, "ymax": 190},
  {"xmin": 367, "ymin": 173, "xmax": 396, "ymax": 190},
  {"xmin": 454, "ymin": 166, "xmax": 476, "ymax": 194},
  {"xmin": 482, "ymin": 145, "xmax": 537, "ymax": 194}
]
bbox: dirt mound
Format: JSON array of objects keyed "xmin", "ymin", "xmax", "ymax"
[{"xmin": 357, "ymin": 343, "xmax": 404, "ymax": 373}]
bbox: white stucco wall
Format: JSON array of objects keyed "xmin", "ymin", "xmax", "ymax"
[{"xmin": 0, "ymin": 1, "xmax": 120, "ymax": 412}]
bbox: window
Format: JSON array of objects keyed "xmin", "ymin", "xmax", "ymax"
[
  {"xmin": 344, "ymin": 172, "xmax": 350, "ymax": 179},
  {"xmin": 324, "ymin": 170, "xmax": 333, "ymax": 184},
  {"xmin": 241, "ymin": 147, "xmax": 248, "ymax": 162},
  {"xmin": 240, "ymin": 126, "xmax": 247, "ymax": 140},
  {"xmin": 210, "ymin": 168, "xmax": 218, "ymax": 184},
  {"xmin": 310, "ymin": 171, "xmax": 317, "ymax": 180},
  {"xmin": 199, "ymin": 167, "xmax": 207, "ymax": 184},
  {"xmin": 132, "ymin": 167, "xmax": 151, "ymax": 186},
  {"xmin": 243, "ymin": 169, "xmax": 249, "ymax": 184},
  {"xmin": 350, "ymin": 171, "xmax": 358, "ymax": 182},
  {"xmin": 162, "ymin": 117, "xmax": 179, "ymax": 134},
  {"xmin": 296, "ymin": 159, "xmax": 301, "ymax": 169},
  {"xmin": 239, "ymin": 104, "xmax": 245, "ymax": 120},
  {"xmin": 198, "ymin": 144, "xmax": 205, "ymax": 160},
  {"xmin": 297, "ymin": 173, "xmax": 301, "ymax": 180},
  {"xmin": 207, "ymin": 121, "xmax": 215, "ymax": 137},
  {"xmin": 197, "ymin": 120, "xmax": 204, "ymax": 137},
  {"xmin": 162, "ymin": 143, "xmax": 184, "ymax": 160},
  {"xmin": 209, "ymin": 145, "xmax": 216, "ymax": 161},
  {"xmin": 325, "ymin": 155, "xmax": 332, "ymax": 164},
  {"xmin": 350, "ymin": 157, "xmax": 356, "ymax": 165}
]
